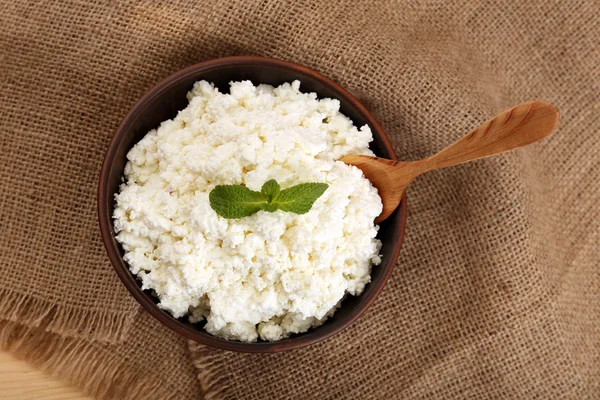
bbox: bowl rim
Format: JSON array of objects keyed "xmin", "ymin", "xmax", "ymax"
[{"xmin": 98, "ymin": 56, "xmax": 407, "ymax": 353}]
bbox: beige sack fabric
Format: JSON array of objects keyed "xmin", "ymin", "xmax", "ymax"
[
  {"xmin": 189, "ymin": 1, "xmax": 599, "ymax": 398},
  {"xmin": 1, "ymin": 0, "xmax": 598, "ymax": 399},
  {"xmin": 0, "ymin": 1, "xmax": 144, "ymax": 342}
]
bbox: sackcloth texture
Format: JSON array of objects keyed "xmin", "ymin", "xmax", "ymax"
[{"xmin": 1, "ymin": 0, "xmax": 598, "ymax": 399}]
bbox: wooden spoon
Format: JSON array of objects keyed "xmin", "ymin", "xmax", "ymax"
[{"xmin": 342, "ymin": 101, "xmax": 559, "ymax": 223}]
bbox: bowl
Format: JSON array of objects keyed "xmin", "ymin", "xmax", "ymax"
[{"xmin": 98, "ymin": 56, "xmax": 407, "ymax": 352}]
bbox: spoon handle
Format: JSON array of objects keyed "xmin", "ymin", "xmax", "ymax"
[{"xmin": 417, "ymin": 101, "xmax": 559, "ymax": 173}]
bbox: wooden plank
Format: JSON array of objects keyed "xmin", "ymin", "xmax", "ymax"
[{"xmin": 0, "ymin": 351, "xmax": 90, "ymax": 400}]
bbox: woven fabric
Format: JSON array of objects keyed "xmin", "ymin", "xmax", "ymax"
[{"xmin": 0, "ymin": 0, "xmax": 598, "ymax": 399}]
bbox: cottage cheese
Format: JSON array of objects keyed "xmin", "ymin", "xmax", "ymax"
[{"xmin": 113, "ymin": 80, "xmax": 383, "ymax": 342}]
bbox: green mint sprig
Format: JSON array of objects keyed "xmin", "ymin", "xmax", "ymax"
[{"xmin": 209, "ymin": 179, "xmax": 328, "ymax": 219}]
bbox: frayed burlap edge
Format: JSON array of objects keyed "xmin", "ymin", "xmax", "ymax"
[
  {"xmin": 0, "ymin": 320, "xmax": 183, "ymax": 400},
  {"xmin": 188, "ymin": 341, "xmax": 232, "ymax": 400},
  {"xmin": 0, "ymin": 287, "xmax": 136, "ymax": 344}
]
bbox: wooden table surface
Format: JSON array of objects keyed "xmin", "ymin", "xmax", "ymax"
[{"xmin": 0, "ymin": 351, "xmax": 90, "ymax": 399}]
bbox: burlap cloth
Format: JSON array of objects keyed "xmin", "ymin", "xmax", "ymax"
[{"xmin": 1, "ymin": 1, "xmax": 598, "ymax": 399}]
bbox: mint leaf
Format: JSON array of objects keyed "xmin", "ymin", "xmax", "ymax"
[
  {"xmin": 209, "ymin": 185, "xmax": 268, "ymax": 218},
  {"xmin": 272, "ymin": 182, "xmax": 329, "ymax": 214},
  {"xmin": 261, "ymin": 179, "xmax": 280, "ymax": 200},
  {"xmin": 209, "ymin": 180, "xmax": 328, "ymax": 218}
]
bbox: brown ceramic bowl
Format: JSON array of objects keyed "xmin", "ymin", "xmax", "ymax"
[{"xmin": 98, "ymin": 56, "xmax": 407, "ymax": 352}]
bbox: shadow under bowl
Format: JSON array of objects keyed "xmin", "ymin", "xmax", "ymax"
[{"xmin": 98, "ymin": 56, "xmax": 407, "ymax": 353}]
